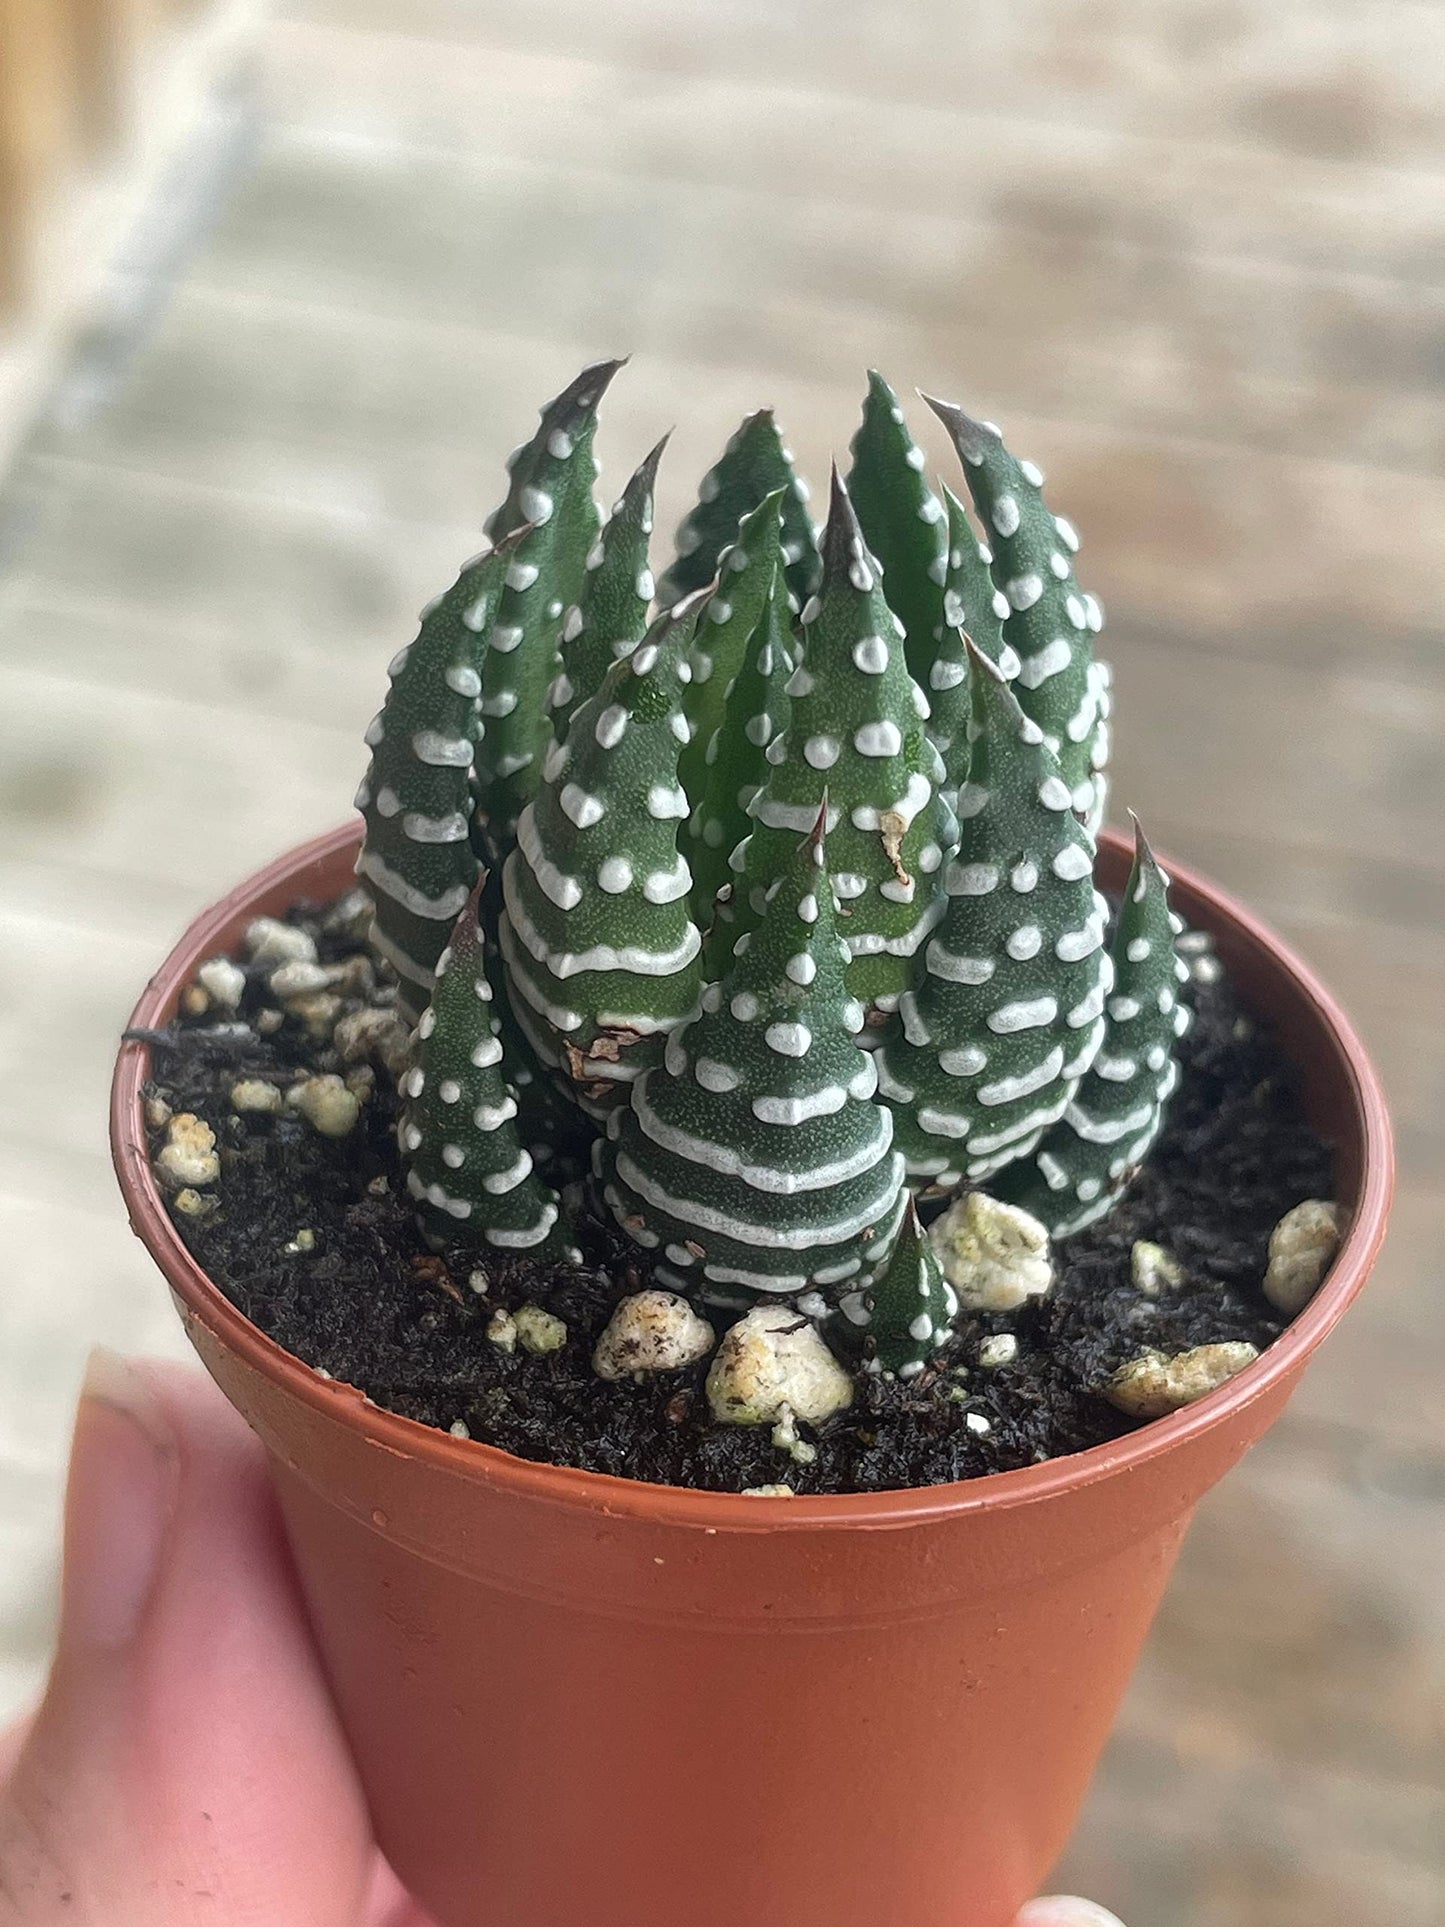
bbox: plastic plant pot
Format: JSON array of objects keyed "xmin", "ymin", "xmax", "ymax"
[{"xmin": 111, "ymin": 821, "xmax": 1393, "ymax": 1927}]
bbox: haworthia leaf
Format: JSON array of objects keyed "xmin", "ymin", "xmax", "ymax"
[
  {"xmin": 925, "ymin": 396, "xmax": 1107, "ymax": 820},
  {"xmin": 547, "ymin": 433, "xmax": 667, "ymax": 740},
  {"xmin": 940, "ymin": 483, "xmax": 1012, "ymax": 668},
  {"xmin": 676, "ymin": 487, "xmax": 786, "ymax": 810},
  {"xmin": 876, "ymin": 640, "xmax": 1112, "ymax": 1193},
  {"xmin": 727, "ymin": 469, "xmax": 956, "ymax": 1024},
  {"xmin": 993, "ymin": 820, "xmax": 1188, "ymax": 1234},
  {"xmin": 474, "ymin": 359, "xmax": 623, "ymax": 860},
  {"xmin": 924, "ymin": 485, "xmax": 1017, "ymax": 805},
  {"xmin": 660, "ymin": 409, "xmax": 820, "ymax": 610},
  {"xmin": 399, "ymin": 889, "xmax": 578, "ymax": 1260},
  {"xmin": 845, "ymin": 371, "xmax": 947, "ymax": 685},
  {"xmin": 499, "ymin": 595, "xmax": 706, "ymax": 1114},
  {"xmin": 356, "ymin": 529, "xmax": 526, "ymax": 1022},
  {"xmin": 685, "ymin": 571, "xmax": 793, "ymax": 918},
  {"xmin": 605, "ymin": 807, "xmax": 906, "ymax": 1304},
  {"xmin": 865, "ymin": 1196, "xmax": 957, "ymax": 1377},
  {"xmin": 1085, "ymin": 658, "xmax": 1113, "ymax": 834}
]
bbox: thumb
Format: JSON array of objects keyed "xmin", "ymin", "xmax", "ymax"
[
  {"xmin": 0, "ymin": 1352, "xmax": 377, "ymax": 1925},
  {"xmin": 1018, "ymin": 1903, "xmax": 1127, "ymax": 1926}
]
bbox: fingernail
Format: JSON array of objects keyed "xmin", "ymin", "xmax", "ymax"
[
  {"xmin": 61, "ymin": 1349, "xmax": 178, "ymax": 1651},
  {"xmin": 1017, "ymin": 1902, "xmax": 1127, "ymax": 1927}
]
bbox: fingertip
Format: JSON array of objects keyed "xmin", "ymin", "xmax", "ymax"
[
  {"xmin": 125, "ymin": 1356, "xmax": 266, "ymax": 1468},
  {"xmin": 1017, "ymin": 1900, "xmax": 1127, "ymax": 1927}
]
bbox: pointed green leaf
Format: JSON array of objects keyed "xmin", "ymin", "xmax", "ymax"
[
  {"xmin": 923, "ymin": 484, "xmax": 1019, "ymax": 804},
  {"xmin": 926, "ymin": 397, "xmax": 1107, "ymax": 819},
  {"xmin": 400, "ymin": 890, "xmax": 578, "ymax": 1260},
  {"xmin": 685, "ymin": 573, "xmax": 793, "ymax": 917},
  {"xmin": 474, "ymin": 360, "xmax": 623, "ymax": 858},
  {"xmin": 865, "ymin": 1196, "xmax": 957, "ymax": 1376},
  {"xmin": 993, "ymin": 819, "xmax": 1188, "ymax": 1233},
  {"xmin": 728, "ymin": 469, "xmax": 957, "ymax": 1023},
  {"xmin": 356, "ymin": 529, "xmax": 528, "ymax": 1022},
  {"xmin": 845, "ymin": 371, "xmax": 947, "ymax": 685},
  {"xmin": 547, "ymin": 433, "xmax": 667, "ymax": 740},
  {"xmin": 877, "ymin": 640, "xmax": 1112, "ymax": 1193},
  {"xmin": 676, "ymin": 486, "xmax": 786, "ymax": 807},
  {"xmin": 499, "ymin": 596, "xmax": 706, "ymax": 1114},
  {"xmin": 660, "ymin": 409, "xmax": 820, "ymax": 609},
  {"xmin": 607, "ymin": 808, "xmax": 905, "ymax": 1303}
]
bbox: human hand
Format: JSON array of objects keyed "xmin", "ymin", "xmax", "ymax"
[{"xmin": 0, "ymin": 1354, "xmax": 1123, "ymax": 1927}]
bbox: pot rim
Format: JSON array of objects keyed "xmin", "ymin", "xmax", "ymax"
[{"xmin": 111, "ymin": 820, "xmax": 1393, "ymax": 1533}]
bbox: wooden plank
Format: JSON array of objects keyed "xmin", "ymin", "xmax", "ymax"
[
  {"xmin": 260, "ymin": 21, "xmax": 1445, "ymax": 290},
  {"xmin": 190, "ymin": 128, "xmax": 1445, "ymax": 423},
  {"xmin": 1060, "ymin": 1422, "xmax": 1445, "ymax": 1924},
  {"xmin": 274, "ymin": 0, "xmax": 1445, "ymax": 175},
  {"xmin": 32, "ymin": 250, "xmax": 1445, "ymax": 505}
]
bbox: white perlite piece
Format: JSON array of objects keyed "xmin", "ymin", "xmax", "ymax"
[
  {"xmin": 230, "ymin": 1079, "xmax": 284, "ymax": 1116},
  {"xmin": 1105, "ymin": 1342, "xmax": 1259, "ymax": 1419},
  {"xmin": 513, "ymin": 1303, "xmax": 568, "ymax": 1355},
  {"xmin": 770, "ymin": 1405, "xmax": 818, "ymax": 1466},
  {"xmin": 156, "ymin": 1113, "xmax": 220, "ymax": 1190},
  {"xmin": 1263, "ymin": 1199, "xmax": 1343, "ymax": 1316},
  {"xmin": 269, "ymin": 959, "xmax": 334, "ymax": 1002},
  {"xmin": 333, "ymin": 1006, "xmax": 413, "ymax": 1080},
  {"xmin": 706, "ymin": 1304, "xmax": 854, "ymax": 1427},
  {"xmin": 289, "ymin": 1075, "xmax": 362, "ymax": 1139},
  {"xmin": 197, "ymin": 957, "xmax": 245, "ymax": 1009},
  {"xmin": 740, "ymin": 1484, "xmax": 795, "ymax": 1497},
  {"xmin": 244, "ymin": 916, "xmax": 317, "ymax": 967},
  {"xmin": 928, "ymin": 1191, "xmax": 1053, "ymax": 1312},
  {"xmin": 1131, "ymin": 1240, "xmax": 1185, "ymax": 1297},
  {"xmin": 172, "ymin": 1187, "xmax": 216, "ymax": 1220},
  {"xmin": 977, "ymin": 1333, "xmax": 1018, "ymax": 1368},
  {"xmin": 486, "ymin": 1308, "xmax": 518, "ymax": 1353},
  {"xmin": 592, "ymin": 1291, "xmax": 716, "ymax": 1381}
]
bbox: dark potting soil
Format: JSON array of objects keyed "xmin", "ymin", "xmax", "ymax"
[{"xmin": 135, "ymin": 895, "xmax": 1334, "ymax": 1493}]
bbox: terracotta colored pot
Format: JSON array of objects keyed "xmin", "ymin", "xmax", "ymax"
[{"xmin": 111, "ymin": 823, "xmax": 1392, "ymax": 1927}]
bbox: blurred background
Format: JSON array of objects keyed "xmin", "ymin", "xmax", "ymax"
[{"xmin": 1, "ymin": 1, "xmax": 1442, "ymax": 1920}]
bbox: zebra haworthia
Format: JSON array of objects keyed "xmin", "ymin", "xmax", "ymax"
[
  {"xmin": 604, "ymin": 807, "xmax": 906, "ymax": 1301},
  {"xmin": 660, "ymin": 407, "xmax": 821, "ymax": 611},
  {"xmin": 474, "ymin": 359, "xmax": 624, "ymax": 861},
  {"xmin": 994, "ymin": 819, "xmax": 1189, "ymax": 1235},
  {"xmin": 725, "ymin": 468, "xmax": 957, "ymax": 1027},
  {"xmin": 355, "ymin": 526, "xmax": 526, "ymax": 1022},
  {"xmin": 400, "ymin": 888, "xmax": 578, "ymax": 1260},
  {"xmin": 876, "ymin": 640, "xmax": 1113, "ymax": 1193},
  {"xmin": 925, "ymin": 395, "xmax": 1111, "ymax": 829},
  {"xmin": 500, "ymin": 595, "xmax": 706, "ymax": 1113},
  {"xmin": 348, "ymin": 360, "xmax": 1183, "ymax": 1302},
  {"xmin": 547, "ymin": 432, "xmax": 667, "ymax": 740}
]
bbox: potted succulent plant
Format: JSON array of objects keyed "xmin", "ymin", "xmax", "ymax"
[{"xmin": 111, "ymin": 361, "xmax": 1392, "ymax": 1927}]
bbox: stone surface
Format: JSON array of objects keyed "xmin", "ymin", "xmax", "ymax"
[
  {"xmin": 1105, "ymin": 1343, "xmax": 1261, "ymax": 1420},
  {"xmin": 288, "ymin": 1074, "xmax": 361, "ymax": 1138},
  {"xmin": 1132, "ymin": 1239, "xmax": 1185, "ymax": 1297},
  {"xmin": 229, "ymin": 1078, "xmax": 284, "ymax": 1116},
  {"xmin": 928, "ymin": 1190, "xmax": 1054, "ymax": 1312},
  {"xmin": 705, "ymin": 1303, "xmax": 854, "ymax": 1427},
  {"xmin": 154, "ymin": 1113, "xmax": 220, "ymax": 1190},
  {"xmin": 512, "ymin": 1303, "xmax": 568, "ymax": 1356},
  {"xmin": 244, "ymin": 916, "xmax": 318, "ymax": 967},
  {"xmin": 1263, "ymin": 1199, "xmax": 1344, "ymax": 1317},
  {"xmin": 591, "ymin": 1290, "xmax": 716, "ymax": 1381}
]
